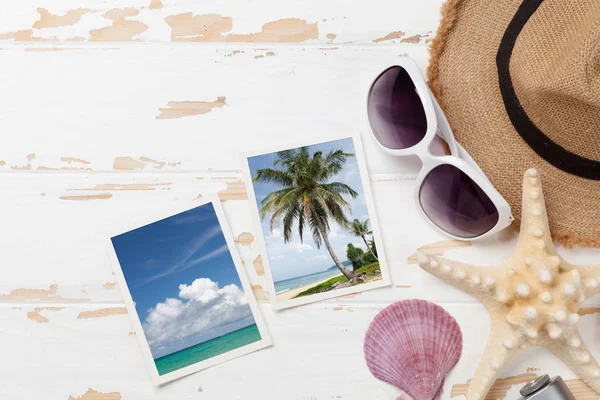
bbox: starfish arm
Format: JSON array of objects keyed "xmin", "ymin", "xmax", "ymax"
[
  {"xmin": 570, "ymin": 262, "xmax": 600, "ymax": 298},
  {"xmin": 466, "ymin": 320, "xmax": 526, "ymax": 400},
  {"xmin": 418, "ymin": 253, "xmax": 505, "ymax": 306},
  {"xmin": 541, "ymin": 329, "xmax": 600, "ymax": 393},
  {"xmin": 516, "ymin": 169, "xmax": 557, "ymax": 255}
]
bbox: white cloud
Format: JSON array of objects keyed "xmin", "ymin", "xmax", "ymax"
[
  {"xmin": 270, "ymin": 255, "xmax": 284, "ymax": 260},
  {"xmin": 294, "ymin": 243, "xmax": 313, "ymax": 253},
  {"xmin": 143, "ymin": 278, "xmax": 252, "ymax": 356},
  {"xmin": 267, "ymin": 228, "xmax": 283, "ymax": 240}
]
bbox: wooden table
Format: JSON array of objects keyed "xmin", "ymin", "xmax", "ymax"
[{"xmin": 2, "ymin": 1, "xmax": 600, "ymax": 398}]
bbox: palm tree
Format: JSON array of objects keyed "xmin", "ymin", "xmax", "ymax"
[
  {"xmin": 254, "ymin": 147, "xmax": 358, "ymax": 280},
  {"xmin": 350, "ymin": 218, "xmax": 378, "ymax": 261}
]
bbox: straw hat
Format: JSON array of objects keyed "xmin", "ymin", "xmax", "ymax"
[{"xmin": 428, "ymin": 0, "xmax": 600, "ymax": 247}]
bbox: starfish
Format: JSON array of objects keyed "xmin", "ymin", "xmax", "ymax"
[{"xmin": 417, "ymin": 169, "xmax": 600, "ymax": 400}]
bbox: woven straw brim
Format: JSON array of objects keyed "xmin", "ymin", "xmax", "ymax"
[{"xmin": 428, "ymin": 0, "xmax": 600, "ymax": 247}]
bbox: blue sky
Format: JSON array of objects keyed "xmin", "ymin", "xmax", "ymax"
[
  {"xmin": 248, "ymin": 137, "xmax": 372, "ymax": 282},
  {"xmin": 111, "ymin": 203, "xmax": 256, "ymax": 359}
]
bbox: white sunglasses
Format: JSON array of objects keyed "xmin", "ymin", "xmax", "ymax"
[{"xmin": 366, "ymin": 57, "xmax": 513, "ymax": 240}]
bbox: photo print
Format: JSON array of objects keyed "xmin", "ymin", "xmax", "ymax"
[
  {"xmin": 242, "ymin": 134, "xmax": 390, "ymax": 309},
  {"xmin": 108, "ymin": 197, "xmax": 271, "ymax": 384}
]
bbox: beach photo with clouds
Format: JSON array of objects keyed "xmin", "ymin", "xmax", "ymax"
[
  {"xmin": 245, "ymin": 136, "xmax": 389, "ymax": 307},
  {"xmin": 109, "ymin": 200, "xmax": 270, "ymax": 382}
]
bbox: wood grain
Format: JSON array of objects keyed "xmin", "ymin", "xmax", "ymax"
[
  {"xmin": 235, "ymin": 232, "xmax": 255, "ymax": 246},
  {"xmin": 407, "ymin": 240, "xmax": 472, "ymax": 264},
  {"xmin": 156, "ymin": 97, "xmax": 226, "ymax": 119},
  {"xmin": 68, "ymin": 389, "xmax": 121, "ymax": 400},
  {"xmin": 451, "ymin": 373, "xmax": 599, "ymax": 400},
  {"xmin": 0, "ymin": 1, "xmax": 442, "ymax": 44},
  {"xmin": 77, "ymin": 307, "xmax": 128, "ymax": 319},
  {"xmin": 0, "ymin": 285, "xmax": 88, "ymax": 302},
  {"xmin": 26, "ymin": 307, "xmax": 63, "ymax": 323}
]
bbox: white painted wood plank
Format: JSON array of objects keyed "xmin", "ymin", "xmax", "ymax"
[
  {"xmin": 0, "ymin": 0, "xmax": 443, "ymax": 44},
  {"xmin": 1, "ymin": 303, "xmax": 598, "ymax": 399},
  {"xmin": 2, "ymin": 173, "xmax": 600, "ymax": 307},
  {"xmin": 0, "ymin": 46, "xmax": 427, "ymax": 175}
]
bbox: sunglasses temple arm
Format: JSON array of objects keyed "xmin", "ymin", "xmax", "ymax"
[
  {"xmin": 427, "ymin": 87, "xmax": 460, "ymax": 157},
  {"xmin": 427, "ymin": 87, "xmax": 495, "ymax": 185},
  {"xmin": 456, "ymin": 142, "xmax": 494, "ymax": 184}
]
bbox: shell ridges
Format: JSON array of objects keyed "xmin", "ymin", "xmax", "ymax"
[{"xmin": 364, "ymin": 300, "xmax": 463, "ymax": 400}]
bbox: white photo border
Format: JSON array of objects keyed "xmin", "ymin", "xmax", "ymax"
[
  {"xmin": 106, "ymin": 195, "xmax": 272, "ymax": 385},
  {"xmin": 241, "ymin": 132, "xmax": 391, "ymax": 310}
]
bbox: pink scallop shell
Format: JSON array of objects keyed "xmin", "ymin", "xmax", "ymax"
[{"xmin": 364, "ymin": 300, "xmax": 463, "ymax": 400}]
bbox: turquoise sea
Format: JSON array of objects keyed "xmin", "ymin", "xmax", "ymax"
[
  {"xmin": 154, "ymin": 324, "xmax": 262, "ymax": 376},
  {"xmin": 273, "ymin": 262, "xmax": 351, "ymax": 295}
]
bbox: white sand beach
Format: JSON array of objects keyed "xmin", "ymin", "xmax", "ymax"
[{"xmin": 276, "ymin": 275, "xmax": 342, "ymax": 301}]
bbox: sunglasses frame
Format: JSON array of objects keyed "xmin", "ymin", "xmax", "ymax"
[{"xmin": 367, "ymin": 57, "xmax": 514, "ymax": 240}]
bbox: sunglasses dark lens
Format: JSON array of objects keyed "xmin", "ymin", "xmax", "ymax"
[
  {"xmin": 367, "ymin": 66, "xmax": 428, "ymax": 150},
  {"xmin": 419, "ymin": 164, "xmax": 499, "ymax": 238}
]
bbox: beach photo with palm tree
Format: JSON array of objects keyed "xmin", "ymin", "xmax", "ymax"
[{"xmin": 245, "ymin": 137, "xmax": 386, "ymax": 305}]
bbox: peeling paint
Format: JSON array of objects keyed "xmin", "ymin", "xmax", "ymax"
[
  {"xmin": 11, "ymin": 153, "xmax": 35, "ymax": 170},
  {"xmin": 165, "ymin": 13, "xmax": 232, "ymax": 41},
  {"xmin": 251, "ymin": 284, "xmax": 268, "ymax": 301},
  {"xmin": 113, "ymin": 156, "xmax": 145, "ymax": 170},
  {"xmin": 235, "ymin": 232, "xmax": 255, "ymax": 246},
  {"xmin": 156, "ymin": 97, "xmax": 226, "ymax": 119},
  {"xmin": 165, "ymin": 14, "xmax": 318, "ymax": 43},
  {"xmin": 407, "ymin": 240, "xmax": 472, "ymax": 264},
  {"xmin": 451, "ymin": 374, "xmax": 597, "ymax": 399},
  {"xmin": 400, "ymin": 34, "xmax": 427, "ymax": 43},
  {"xmin": 61, "ymin": 157, "xmax": 91, "ymax": 165},
  {"xmin": 218, "ymin": 181, "xmax": 248, "ymax": 201},
  {"xmin": 25, "ymin": 48, "xmax": 82, "ymax": 52},
  {"xmin": 253, "ymin": 255, "xmax": 264, "ymax": 276},
  {"xmin": 38, "ymin": 157, "xmax": 92, "ymax": 170},
  {"xmin": 68, "ymin": 388, "xmax": 122, "ymax": 400},
  {"xmin": 77, "ymin": 307, "xmax": 128, "ymax": 319},
  {"xmin": 326, "ymin": 33, "xmax": 336, "ymax": 40},
  {"xmin": 225, "ymin": 49, "xmax": 244, "ymax": 57},
  {"xmin": 149, "ymin": 0, "xmax": 164, "ymax": 10},
  {"xmin": 139, "ymin": 156, "xmax": 165, "ymax": 168},
  {"xmin": 0, "ymin": 284, "xmax": 87, "ymax": 302},
  {"xmin": 60, "ymin": 193, "xmax": 113, "ymax": 201},
  {"xmin": 27, "ymin": 307, "xmax": 63, "ymax": 323},
  {"xmin": 33, "ymin": 8, "xmax": 92, "ymax": 29},
  {"xmin": 103, "ymin": 282, "xmax": 117, "ymax": 290},
  {"xmin": 37, "ymin": 165, "xmax": 92, "ymax": 171},
  {"xmin": 89, "ymin": 9, "xmax": 148, "ymax": 42},
  {"xmin": 373, "ymin": 30, "xmax": 405, "ymax": 43},
  {"xmin": 68, "ymin": 183, "xmax": 171, "ymax": 191},
  {"xmin": 0, "ymin": 30, "xmax": 58, "ymax": 42}
]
